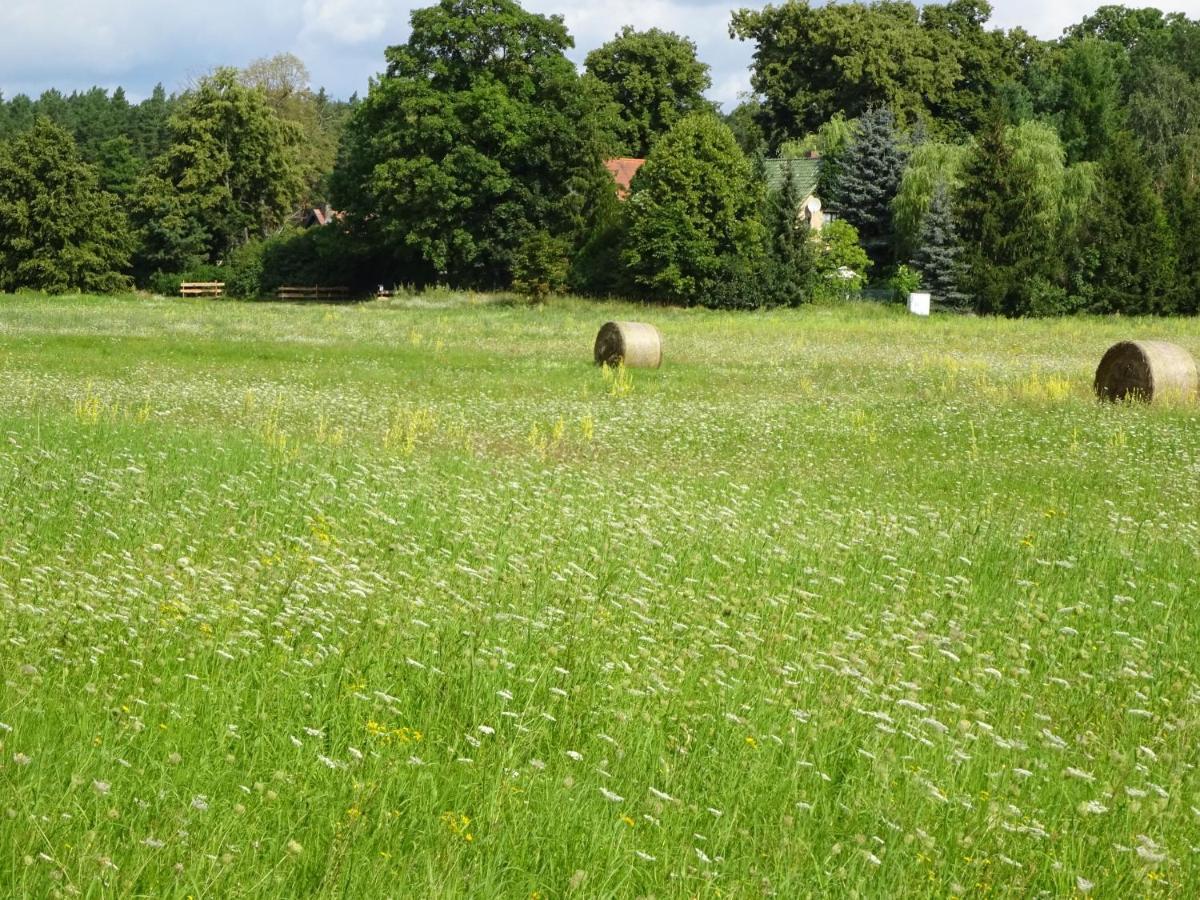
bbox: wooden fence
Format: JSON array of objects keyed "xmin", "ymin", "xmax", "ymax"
[
  {"xmin": 180, "ymin": 282, "xmax": 225, "ymax": 297},
  {"xmin": 276, "ymin": 285, "xmax": 352, "ymax": 302}
]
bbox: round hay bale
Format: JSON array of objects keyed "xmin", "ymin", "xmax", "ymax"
[
  {"xmin": 594, "ymin": 321, "xmax": 662, "ymax": 369},
  {"xmin": 1093, "ymin": 340, "xmax": 1198, "ymax": 403}
]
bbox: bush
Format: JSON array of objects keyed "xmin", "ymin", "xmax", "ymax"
[
  {"xmin": 813, "ymin": 220, "xmax": 871, "ymax": 291},
  {"xmin": 260, "ymin": 227, "xmax": 364, "ymax": 294},
  {"xmin": 1025, "ymin": 276, "xmax": 1081, "ymax": 317},
  {"xmin": 225, "ymin": 241, "xmax": 268, "ymax": 299},
  {"xmin": 570, "ymin": 217, "xmax": 631, "ymax": 297},
  {"xmin": 511, "ymin": 232, "xmax": 570, "ymax": 299},
  {"xmin": 700, "ymin": 257, "xmax": 776, "ymax": 310},
  {"xmin": 888, "ymin": 264, "xmax": 922, "ymax": 303}
]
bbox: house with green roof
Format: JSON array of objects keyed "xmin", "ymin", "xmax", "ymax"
[{"xmin": 763, "ymin": 154, "xmax": 825, "ymax": 231}]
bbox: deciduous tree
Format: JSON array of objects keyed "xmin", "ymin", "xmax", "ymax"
[
  {"xmin": 155, "ymin": 68, "xmax": 304, "ymax": 263},
  {"xmin": 585, "ymin": 27, "xmax": 713, "ymax": 158},
  {"xmin": 331, "ymin": 0, "xmax": 614, "ymax": 288},
  {"xmin": 622, "ymin": 113, "xmax": 765, "ymax": 303}
]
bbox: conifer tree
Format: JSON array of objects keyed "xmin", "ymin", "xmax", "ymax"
[
  {"xmin": 1164, "ymin": 134, "xmax": 1200, "ymax": 314},
  {"xmin": 957, "ymin": 119, "xmax": 1070, "ymax": 316},
  {"xmin": 1085, "ymin": 132, "xmax": 1178, "ymax": 314},
  {"xmin": 763, "ymin": 164, "xmax": 816, "ymax": 306},
  {"xmin": 0, "ymin": 119, "xmax": 131, "ymax": 293},
  {"xmin": 910, "ymin": 184, "xmax": 968, "ymax": 309},
  {"xmin": 824, "ymin": 106, "xmax": 906, "ymax": 269}
]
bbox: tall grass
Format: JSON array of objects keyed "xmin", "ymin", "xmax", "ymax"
[{"xmin": 1, "ymin": 293, "xmax": 1198, "ymax": 896}]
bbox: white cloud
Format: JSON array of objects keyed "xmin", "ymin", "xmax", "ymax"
[
  {"xmin": 4, "ymin": 1, "xmax": 1200, "ymax": 107},
  {"xmin": 989, "ymin": 0, "xmax": 1200, "ymax": 38},
  {"xmin": 301, "ymin": 0, "xmax": 393, "ymax": 45},
  {"xmin": 0, "ymin": 0, "xmax": 755, "ymax": 103}
]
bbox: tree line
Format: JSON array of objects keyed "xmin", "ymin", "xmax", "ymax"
[{"xmin": 1, "ymin": 1, "xmax": 1199, "ymax": 315}]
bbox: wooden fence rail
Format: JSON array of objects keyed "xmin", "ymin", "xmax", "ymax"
[
  {"xmin": 276, "ymin": 285, "xmax": 352, "ymax": 302},
  {"xmin": 181, "ymin": 282, "xmax": 225, "ymax": 297}
]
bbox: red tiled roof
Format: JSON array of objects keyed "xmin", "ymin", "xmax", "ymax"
[
  {"xmin": 604, "ymin": 157, "xmax": 646, "ymax": 199},
  {"xmin": 302, "ymin": 206, "xmax": 345, "ymax": 227}
]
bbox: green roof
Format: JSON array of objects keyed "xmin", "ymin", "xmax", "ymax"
[{"xmin": 763, "ymin": 157, "xmax": 821, "ymax": 198}]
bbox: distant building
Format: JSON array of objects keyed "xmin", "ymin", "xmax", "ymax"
[
  {"xmin": 301, "ymin": 205, "xmax": 343, "ymax": 228},
  {"xmin": 604, "ymin": 158, "xmax": 646, "ymax": 200},
  {"xmin": 763, "ymin": 153, "xmax": 824, "ymax": 231}
]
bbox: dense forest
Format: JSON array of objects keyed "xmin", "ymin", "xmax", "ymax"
[{"xmin": 2, "ymin": 0, "xmax": 1199, "ymax": 316}]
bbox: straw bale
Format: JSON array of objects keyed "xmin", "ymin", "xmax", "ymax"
[
  {"xmin": 1093, "ymin": 340, "xmax": 1198, "ymax": 403},
  {"xmin": 594, "ymin": 321, "xmax": 662, "ymax": 369}
]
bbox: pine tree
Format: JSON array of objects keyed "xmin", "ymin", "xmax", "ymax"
[
  {"xmin": 1165, "ymin": 135, "xmax": 1200, "ymax": 315},
  {"xmin": 910, "ymin": 184, "xmax": 968, "ymax": 309},
  {"xmin": 824, "ymin": 106, "xmax": 906, "ymax": 269},
  {"xmin": 763, "ymin": 164, "xmax": 816, "ymax": 306},
  {"xmin": 768, "ymin": 166, "xmax": 809, "ymax": 267},
  {"xmin": 1085, "ymin": 132, "xmax": 1178, "ymax": 314}
]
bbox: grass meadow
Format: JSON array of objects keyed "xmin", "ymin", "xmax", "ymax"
[{"xmin": 1, "ymin": 292, "xmax": 1199, "ymax": 898}]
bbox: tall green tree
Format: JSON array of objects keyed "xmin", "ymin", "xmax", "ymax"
[
  {"xmin": 724, "ymin": 98, "xmax": 767, "ymax": 157},
  {"xmin": 1083, "ymin": 131, "xmax": 1178, "ymax": 314},
  {"xmin": 331, "ymin": 0, "xmax": 615, "ymax": 288},
  {"xmin": 892, "ymin": 140, "xmax": 967, "ymax": 259},
  {"xmin": 909, "ymin": 184, "xmax": 968, "ymax": 308},
  {"xmin": 1126, "ymin": 62, "xmax": 1200, "ymax": 181},
  {"xmin": 133, "ymin": 85, "xmax": 176, "ymax": 160},
  {"xmin": 94, "ymin": 136, "xmax": 143, "ymax": 198},
  {"xmin": 240, "ymin": 53, "xmax": 347, "ymax": 205},
  {"xmin": 1050, "ymin": 38, "xmax": 1125, "ymax": 164},
  {"xmin": 0, "ymin": 119, "xmax": 131, "ymax": 293},
  {"xmin": 761, "ymin": 164, "xmax": 817, "ymax": 306},
  {"xmin": 1164, "ymin": 133, "xmax": 1200, "ymax": 314},
  {"xmin": 957, "ymin": 119, "xmax": 1093, "ymax": 316},
  {"xmin": 153, "ymin": 68, "xmax": 304, "ymax": 263},
  {"xmin": 127, "ymin": 173, "xmax": 210, "ymax": 281},
  {"xmin": 622, "ymin": 113, "xmax": 765, "ymax": 304},
  {"xmin": 824, "ymin": 106, "xmax": 907, "ymax": 268},
  {"xmin": 1064, "ymin": 5, "xmax": 1171, "ymax": 50},
  {"xmin": 922, "ymin": 3, "xmax": 1043, "ymax": 137},
  {"xmin": 729, "ymin": 0, "xmax": 1039, "ymax": 146},
  {"xmin": 584, "ymin": 27, "xmax": 713, "ymax": 158},
  {"xmin": 2, "ymin": 94, "xmax": 37, "ymax": 138}
]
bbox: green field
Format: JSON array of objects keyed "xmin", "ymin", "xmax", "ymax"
[{"xmin": 1, "ymin": 293, "xmax": 1198, "ymax": 898}]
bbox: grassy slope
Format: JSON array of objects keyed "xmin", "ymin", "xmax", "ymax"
[{"xmin": 0, "ymin": 293, "xmax": 1198, "ymax": 897}]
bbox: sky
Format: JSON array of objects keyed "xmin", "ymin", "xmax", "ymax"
[{"xmin": 1, "ymin": 1, "xmax": 1199, "ymax": 110}]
